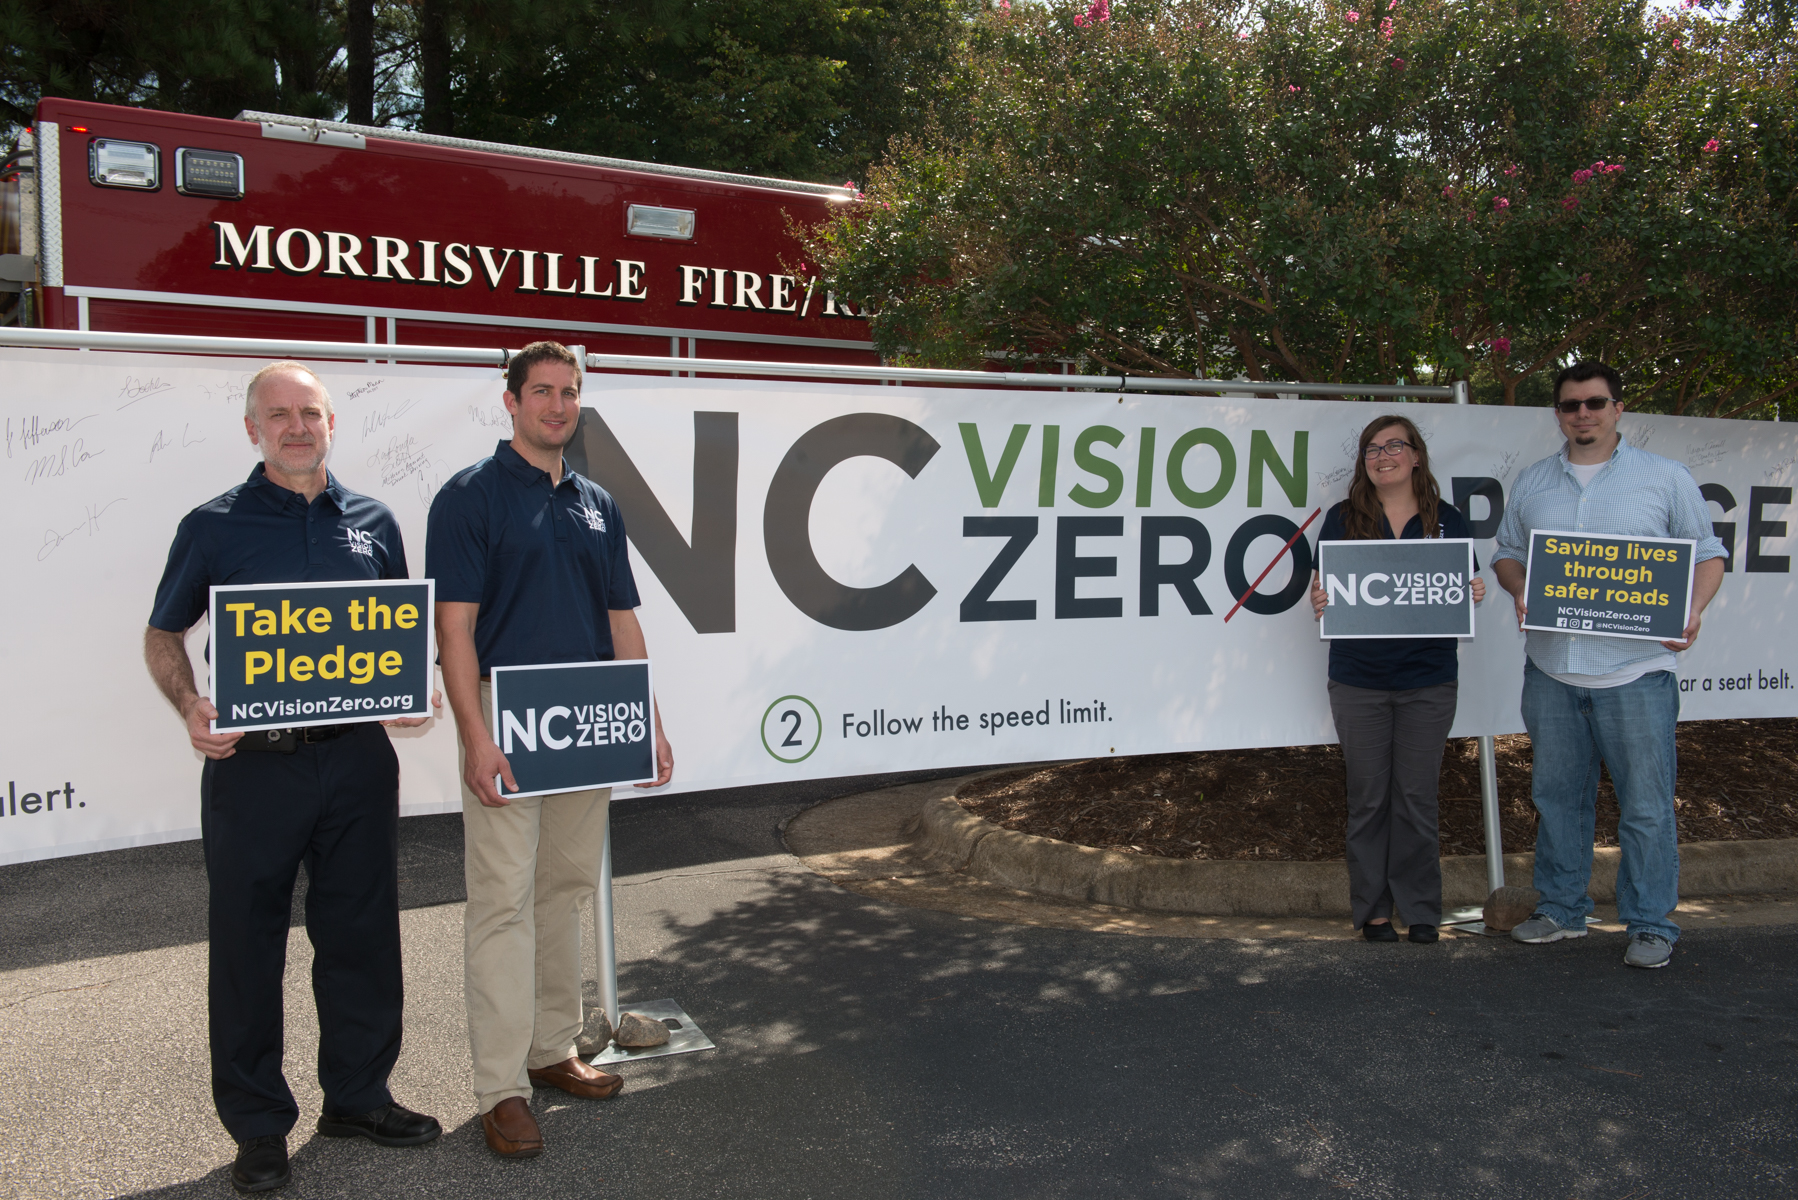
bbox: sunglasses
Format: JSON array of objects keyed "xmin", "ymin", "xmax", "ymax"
[{"xmin": 1555, "ymin": 397, "xmax": 1615, "ymax": 414}]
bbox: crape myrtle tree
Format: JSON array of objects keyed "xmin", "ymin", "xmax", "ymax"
[{"xmin": 806, "ymin": 0, "xmax": 1798, "ymax": 415}]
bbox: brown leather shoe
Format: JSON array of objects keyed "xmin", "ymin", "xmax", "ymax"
[
  {"xmin": 527, "ymin": 1056, "xmax": 624, "ymax": 1100},
  {"xmin": 481, "ymin": 1097, "xmax": 543, "ymax": 1158}
]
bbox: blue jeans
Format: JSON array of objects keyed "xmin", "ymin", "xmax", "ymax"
[{"xmin": 1520, "ymin": 662, "xmax": 1681, "ymax": 942}]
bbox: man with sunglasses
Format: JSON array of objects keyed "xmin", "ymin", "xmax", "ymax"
[{"xmin": 1492, "ymin": 361, "xmax": 1726, "ymax": 969}]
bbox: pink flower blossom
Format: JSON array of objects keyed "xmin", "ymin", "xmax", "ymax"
[
  {"xmin": 1441, "ymin": 185, "xmax": 1455, "ymax": 197},
  {"xmin": 1562, "ymin": 194, "xmax": 1579, "ymax": 210},
  {"xmin": 1703, "ymin": 138, "xmax": 1720, "ymax": 152},
  {"xmin": 1391, "ymin": 56, "xmax": 1405, "ymax": 68},
  {"xmin": 1388, "ymin": 0, "xmax": 1399, "ymax": 8},
  {"xmin": 1073, "ymin": 0, "xmax": 1109, "ymax": 24},
  {"xmin": 1579, "ymin": 273, "xmax": 1591, "ymax": 284},
  {"xmin": 1486, "ymin": 337, "xmax": 1512, "ymax": 357},
  {"xmin": 1572, "ymin": 167, "xmax": 1594, "ymax": 184},
  {"xmin": 1380, "ymin": 16, "xmax": 1394, "ymax": 38},
  {"xmin": 1345, "ymin": 9, "xmax": 1360, "ymax": 21},
  {"xmin": 1673, "ymin": 38, "xmax": 1682, "ymax": 48},
  {"xmin": 1494, "ymin": 196, "xmax": 1510, "ymax": 210},
  {"xmin": 1503, "ymin": 164, "xmax": 1520, "ymax": 177},
  {"xmin": 1289, "ymin": 84, "xmax": 1301, "ymax": 92},
  {"xmin": 998, "ymin": 0, "xmax": 1010, "ymax": 7},
  {"xmin": 1239, "ymin": 30, "xmax": 1251, "ymax": 38},
  {"xmin": 1605, "ymin": 163, "xmax": 1623, "ymax": 174}
]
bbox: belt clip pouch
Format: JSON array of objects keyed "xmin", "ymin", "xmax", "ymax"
[{"xmin": 249, "ymin": 728, "xmax": 299, "ymax": 754}]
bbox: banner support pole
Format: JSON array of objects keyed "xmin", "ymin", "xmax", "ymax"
[
  {"xmin": 1452, "ymin": 376, "xmax": 1509, "ymax": 914},
  {"xmin": 595, "ymin": 806, "xmax": 619, "ymax": 1028},
  {"xmin": 1478, "ymin": 736, "xmax": 1505, "ymax": 893}
]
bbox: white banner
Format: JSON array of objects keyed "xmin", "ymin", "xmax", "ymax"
[{"xmin": 2, "ymin": 348, "xmax": 1794, "ymax": 863}]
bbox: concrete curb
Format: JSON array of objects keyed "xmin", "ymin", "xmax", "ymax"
[{"xmin": 917, "ymin": 792, "xmax": 1798, "ymax": 918}]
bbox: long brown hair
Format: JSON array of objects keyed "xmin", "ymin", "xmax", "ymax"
[{"xmin": 1343, "ymin": 414, "xmax": 1441, "ymax": 539}]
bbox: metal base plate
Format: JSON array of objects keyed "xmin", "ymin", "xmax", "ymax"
[
  {"xmin": 587, "ymin": 998, "xmax": 715, "ymax": 1066},
  {"xmin": 1440, "ymin": 906, "xmax": 1509, "ymax": 937}
]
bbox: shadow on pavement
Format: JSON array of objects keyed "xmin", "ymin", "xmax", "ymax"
[{"xmin": 0, "ymin": 767, "xmax": 977, "ymax": 974}]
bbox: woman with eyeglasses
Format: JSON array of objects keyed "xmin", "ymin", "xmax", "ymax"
[{"xmin": 1310, "ymin": 415, "xmax": 1486, "ymax": 944}]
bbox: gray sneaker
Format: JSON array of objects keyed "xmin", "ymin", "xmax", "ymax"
[
  {"xmin": 1623, "ymin": 932, "xmax": 1673, "ymax": 969},
  {"xmin": 1510, "ymin": 912, "xmax": 1588, "ymax": 944}
]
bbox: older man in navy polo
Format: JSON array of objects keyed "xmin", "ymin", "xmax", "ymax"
[
  {"xmin": 428, "ymin": 340, "xmax": 674, "ymax": 1159},
  {"xmin": 145, "ymin": 362, "xmax": 441, "ymax": 1194}
]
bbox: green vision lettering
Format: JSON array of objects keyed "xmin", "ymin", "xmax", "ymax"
[
  {"xmin": 1135, "ymin": 427, "xmax": 1157, "ymax": 507},
  {"xmin": 959, "ymin": 422, "xmax": 1031, "ymax": 508},
  {"xmin": 1248, "ymin": 429, "xmax": 1307, "ymax": 508},
  {"xmin": 1038, "ymin": 425, "xmax": 1061, "ymax": 507},
  {"xmin": 1166, "ymin": 428, "xmax": 1235, "ymax": 509},
  {"xmin": 1068, "ymin": 425, "xmax": 1126, "ymax": 508}
]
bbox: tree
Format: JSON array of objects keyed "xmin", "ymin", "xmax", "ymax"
[
  {"xmin": 0, "ymin": 0, "xmax": 345, "ymax": 136},
  {"xmin": 806, "ymin": 0, "xmax": 1798, "ymax": 415}
]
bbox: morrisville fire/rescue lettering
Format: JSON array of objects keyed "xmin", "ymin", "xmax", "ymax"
[{"xmin": 210, "ymin": 220, "xmax": 868, "ymax": 317}]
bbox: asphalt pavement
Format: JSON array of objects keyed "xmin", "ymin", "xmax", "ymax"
[{"xmin": 2, "ymin": 770, "xmax": 1794, "ymax": 1199}]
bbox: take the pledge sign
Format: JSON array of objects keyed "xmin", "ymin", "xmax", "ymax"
[
  {"xmin": 209, "ymin": 579, "xmax": 435, "ymax": 732},
  {"xmin": 489, "ymin": 660, "xmax": 657, "ymax": 797},
  {"xmin": 1523, "ymin": 530, "xmax": 1695, "ymax": 641}
]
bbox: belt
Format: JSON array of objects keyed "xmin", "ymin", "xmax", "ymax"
[{"xmin": 238, "ymin": 724, "xmax": 356, "ymax": 755}]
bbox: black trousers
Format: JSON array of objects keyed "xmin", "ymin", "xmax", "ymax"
[
  {"xmin": 1327, "ymin": 679, "xmax": 1459, "ymax": 930},
  {"xmin": 200, "ymin": 722, "xmax": 403, "ymax": 1141}
]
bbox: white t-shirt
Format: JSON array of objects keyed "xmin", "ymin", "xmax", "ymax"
[{"xmin": 1568, "ymin": 460, "xmax": 1606, "ymax": 488}]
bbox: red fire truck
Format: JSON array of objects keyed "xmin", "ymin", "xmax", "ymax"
[{"xmin": 2, "ymin": 97, "xmax": 878, "ymax": 367}]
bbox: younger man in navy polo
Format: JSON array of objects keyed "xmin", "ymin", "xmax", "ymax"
[
  {"xmin": 428, "ymin": 341, "xmax": 674, "ymax": 1159},
  {"xmin": 145, "ymin": 362, "xmax": 440, "ymax": 1194}
]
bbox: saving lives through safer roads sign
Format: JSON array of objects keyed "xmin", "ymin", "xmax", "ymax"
[
  {"xmin": 1522, "ymin": 530, "xmax": 1695, "ymax": 641},
  {"xmin": 209, "ymin": 579, "xmax": 435, "ymax": 732}
]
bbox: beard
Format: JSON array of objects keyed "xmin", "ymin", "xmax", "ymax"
[{"xmin": 264, "ymin": 437, "xmax": 328, "ymax": 474}]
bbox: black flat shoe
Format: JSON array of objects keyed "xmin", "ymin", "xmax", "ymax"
[
  {"xmin": 1362, "ymin": 922, "xmax": 1400, "ymax": 942},
  {"xmin": 317, "ymin": 1101, "xmax": 443, "ymax": 1147},
  {"xmin": 231, "ymin": 1135, "xmax": 290, "ymax": 1194},
  {"xmin": 1408, "ymin": 923, "xmax": 1440, "ymax": 944}
]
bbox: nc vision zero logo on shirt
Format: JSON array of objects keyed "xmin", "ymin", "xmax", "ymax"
[
  {"xmin": 344, "ymin": 527, "xmax": 376, "ymax": 558},
  {"xmin": 573, "ymin": 503, "xmax": 608, "ymax": 533}
]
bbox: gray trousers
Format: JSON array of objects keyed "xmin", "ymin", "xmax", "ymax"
[{"xmin": 1327, "ymin": 679, "xmax": 1459, "ymax": 929}]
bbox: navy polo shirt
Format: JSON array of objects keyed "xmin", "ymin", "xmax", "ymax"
[
  {"xmin": 1319, "ymin": 500, "xmax": 1477, "ymax": 691},
  {"xmin": 425, "ymin": 440, "xmax": 639, "ymax": 673},
  {"xmin": 150, "ymin": 464, "xmax": 408, "ymax": 633}
]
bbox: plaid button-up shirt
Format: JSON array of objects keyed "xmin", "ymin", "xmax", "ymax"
[{"xmin": 1493, "ymin": 439, "xmax": 1726, "ymax": 676}]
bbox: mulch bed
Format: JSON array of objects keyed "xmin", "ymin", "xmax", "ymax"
[{"xmin": 955, "ymin": 718, "xmax": 1798, "ymax": 862}]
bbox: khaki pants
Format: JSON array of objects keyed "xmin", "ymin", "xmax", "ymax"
[{"xmin": 460, "ymin": 680, "xmax": 612, "ymax": 1113}]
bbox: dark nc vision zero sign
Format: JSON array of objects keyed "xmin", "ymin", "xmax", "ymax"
[
  {"xmin": 1523, "ymin": 530, "xmax": 1695, "ymax": 642},
  {"xmin": 209, "ymin": 579, "xmax": 435, "ymax": 732},
  {"xmin": 1317, "ymin": 539, "xmax": 1477, "ymax": 639},
  {"xmin": 489, "ymin": 660, "xmax": 657, "ymax": 797}
]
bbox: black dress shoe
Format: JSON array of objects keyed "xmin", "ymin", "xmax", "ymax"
[
  {"xmin": 1362, "ymin": 921, "xmax": 1400, "ymax": 942},
  {"xmin": 317, "ymin": 1101, "xmax": 443, "ymax": 1147},
  {"xmin": 1408, "ymin": 923, "xmax": 1440, "ymax": 944},
  {"xmin": 231, "ymin": 1135, "xmax": 290, "ymax": 1194}
]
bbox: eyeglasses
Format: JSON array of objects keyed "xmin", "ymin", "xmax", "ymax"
[
  {"xmin": 1555, "ymin": 397, "xmax": 1615, "ymax": 414},
  {"xmin": 1363, "ymin": 439, "xmax": 1414, "ymax": 459}
]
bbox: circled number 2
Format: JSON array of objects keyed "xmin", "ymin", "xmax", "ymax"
[{"xmin": 760, "ymin": 694, "xmax": 821, "ymax": 764}]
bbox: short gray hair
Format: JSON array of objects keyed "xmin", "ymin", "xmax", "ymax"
[{"xmin": 245, "ymin": 362, "xmax": 333, "ymax": 420}]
